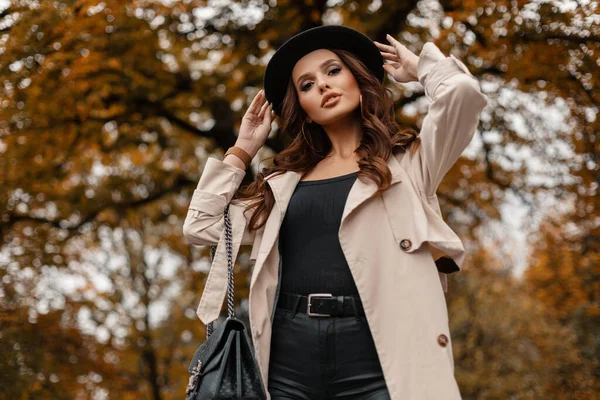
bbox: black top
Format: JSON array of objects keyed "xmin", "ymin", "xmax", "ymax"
[{"xmin": 278, "ymin": 171, "xmax": 360, "ymax": 296}]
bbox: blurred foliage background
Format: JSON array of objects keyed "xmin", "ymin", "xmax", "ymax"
[{"xmin": 0, "ymin": 0, "xmax": 598, "ymax": 399}]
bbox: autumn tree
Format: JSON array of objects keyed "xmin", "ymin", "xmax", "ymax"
[
  {"xmin": 525, "ymin": 213, "xmax": 600, "ymax": 391},
  {"xmin": 1, "ymin": 0, "xmax": 598, "ymax": 398},
  {"xmin": 449, "ymin": 246, "xmax": 597, "ymax": 398}
]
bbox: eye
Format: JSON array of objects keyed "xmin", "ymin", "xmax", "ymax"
[{"xmin": 300, "ymin": 67, "xmax": 342, "ymax": 92}]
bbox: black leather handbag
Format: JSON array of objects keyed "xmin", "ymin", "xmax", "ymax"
[{"xmin": 185, "ymin": 204, "xmax": 267, "ymax": 400}]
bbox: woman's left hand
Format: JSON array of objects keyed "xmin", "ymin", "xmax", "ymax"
[{"xmin": 374, "ymin": 34, "xmax": 419, "ymax": 84}]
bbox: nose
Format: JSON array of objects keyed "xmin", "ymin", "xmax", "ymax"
[{"xmin": 316, "ymin": 75, "xmax": 332, "ymax": 92}]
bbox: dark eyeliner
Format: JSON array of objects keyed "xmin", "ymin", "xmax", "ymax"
[{"xmin": 300, "ymin": 66, "xmax": 341, "ymax": 92}]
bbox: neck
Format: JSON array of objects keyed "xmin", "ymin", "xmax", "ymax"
[{"xmin": 321, "ymin": 115, "xmax": 362, "ymax": 160}]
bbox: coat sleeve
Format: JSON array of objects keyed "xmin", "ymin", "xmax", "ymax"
[
  {"xmin": 409, "ymin": 42, "xmax": 489, "ymax": 197},
  {"xmin": 183, "ymin": 157, "xmax": 256, "ymax": 246}
]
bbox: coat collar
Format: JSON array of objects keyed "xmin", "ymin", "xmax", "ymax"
[{"xmin": 264, "ymin": 150, "xmax": 404, "ymax": 226}]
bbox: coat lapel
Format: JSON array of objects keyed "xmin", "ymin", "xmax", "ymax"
[
  {"xmin": 341, "ymin": 151, "xmax": 403, "ymax": 226},
  {"xmin": 257, "ymin": 151, "xmax": 404, "ymax": 267},
  {"xmin": 251, "ymin": 169, "xmax": 301, "ymax": 281}
]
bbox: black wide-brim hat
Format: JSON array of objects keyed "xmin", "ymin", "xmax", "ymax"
[{"xmin": 263, "ymin": 25, "xmax": 384, "ymax": 116}]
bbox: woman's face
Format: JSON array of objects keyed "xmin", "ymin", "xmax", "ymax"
[{"xmin": 291, "ymin": 49, "xmax": 361, "ymax": 126}]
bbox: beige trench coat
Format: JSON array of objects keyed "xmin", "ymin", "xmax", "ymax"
[{"xmin": 183, "ymin": 41, "xmax": 488, "ymax": 400}]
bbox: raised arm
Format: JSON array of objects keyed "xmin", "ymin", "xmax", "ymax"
[
  {"xmin": 183, "ymin": 89, "xmax": 274, "ymax": 247},
  {"xmin": 375, "ymin": 37, "xmax": 488, "ymax": 196},
  {"xmin": 411, "ymin": 42, "xmax": 489, "ymax": 197}
]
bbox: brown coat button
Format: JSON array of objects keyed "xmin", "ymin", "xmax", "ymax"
[
  {"xmin": 437, "ymin": 334, "xmax": 449, "ymax": 347},
  {"xmin": 400, "ymin": 239, "xmax": 412, "ymax": 251}
]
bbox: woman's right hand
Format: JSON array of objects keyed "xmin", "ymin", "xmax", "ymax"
[{"xmin": 236, "ymin": 89, "xmax": 275, "ymax": 156}]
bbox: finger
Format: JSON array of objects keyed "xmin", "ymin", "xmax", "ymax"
[
  {"xmin": 383, "ymin": 63, "xmax": 401, "ymax": 77},
  {"xmin": 249, "ymin": 90, "xmax": 265, "ymax": 114},
  {"xmin": 374, "ymin": 41, "xmax": 396, "ymax": 54},
  {"xmin": 261, "ymin": 102, "xmax": 271, "ymax": 120},
  {"xmin": 264, "ymin": 103, "xmax": 273, "ymax": 123},
  {"xmin": 385, "ymin": 34, "xmax": 404, "ymax": 53},
  {"xmin": 258, "ymin": 100, "xmax": 269, "ymax": 119},
  {"xmin": 386, "ymin": 34, "xmax": 401, "ymax": 45},
  {"xmin": 374, "ymin": 41, "xmax": 396, "ymax": 52},
  {"xmin": 247, "ymin": 90, "xmax": 261, "ymax": 114},
  {"xmin": 381, "ymin": 52, "xmax": 400, "ymax": 62}
]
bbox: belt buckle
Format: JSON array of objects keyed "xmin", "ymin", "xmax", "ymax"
[{"xmin": 307, "ymin": 293, "xmax": 333, "ymax": 317}]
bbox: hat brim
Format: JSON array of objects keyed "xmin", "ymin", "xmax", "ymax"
[{"xmin": 263, "ymin": 25, "xmax": 384, "ymax": 116}]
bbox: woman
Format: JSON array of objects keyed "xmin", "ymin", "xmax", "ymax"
[{"xmin": 183, "ymin": 25, "xmax": 488, "ymax": 400}]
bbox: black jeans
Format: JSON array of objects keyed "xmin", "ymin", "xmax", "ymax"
[{"xmin": 267, "ymin": 306, "xmax": 391, "ymax": 400}]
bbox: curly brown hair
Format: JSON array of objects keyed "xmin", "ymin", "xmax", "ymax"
[{"xmin": 233, "ymin": 48, "xmax": 421, "ymax": 231}]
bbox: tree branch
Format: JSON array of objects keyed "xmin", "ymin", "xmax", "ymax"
[{"xmin": 1, "ymin": 175, "xmax": 196, "ymax": 237}]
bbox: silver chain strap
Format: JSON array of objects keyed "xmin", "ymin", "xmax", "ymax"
[
  {"xmin": 206, "ymin": 204, "xmax": 235, "ymax": 339},
  {"xmin": 186, "ymin": 205, "xmax": 236, "ymax": 397}
]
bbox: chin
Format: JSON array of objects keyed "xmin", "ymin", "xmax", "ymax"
[{"xmin": 314, "ymin": 105, "xmax": 356, "ymax": 125}]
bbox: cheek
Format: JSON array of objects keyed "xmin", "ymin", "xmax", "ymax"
[
  {"xmin": 299, "ymin": 93, "xmax": 319, "ymax": 113},
  {"xmin": 343, "ymin": 75, "xmax": 360, "ymax": 92}
]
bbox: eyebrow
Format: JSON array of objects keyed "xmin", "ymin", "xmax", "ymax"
[{"xmin": 296, "ymin": 59, "xmax": 340, "ymax": 85}]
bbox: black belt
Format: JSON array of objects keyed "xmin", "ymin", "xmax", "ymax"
[{"xmin": 276, "ymin": 292, "xmax": 365, "ymax": 317}]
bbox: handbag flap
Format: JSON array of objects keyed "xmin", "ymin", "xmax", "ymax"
[
  {"xmin": 188, "ymin": 317, "xmax": 245, "ymax": 373},
  {"xmin": 202, "ymin": 329, "xmax": 236, "ymax": 376}
]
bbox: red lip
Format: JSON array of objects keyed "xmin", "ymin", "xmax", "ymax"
[{"xmin": 321, "ymin": 92, "xmax": 341, "ymax": 107}]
